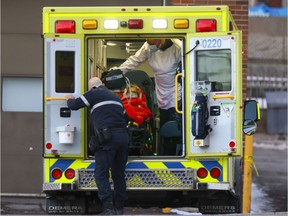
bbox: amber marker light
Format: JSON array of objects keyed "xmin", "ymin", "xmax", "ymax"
[
  {"xmin": 174, "ymin": 19, "xmax": 189, "ymax": 29},
  {"xmin": 83, "ymin": 20, "xmax": 97, "ymax": 29}
]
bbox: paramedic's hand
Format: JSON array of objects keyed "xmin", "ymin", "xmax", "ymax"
[
  {"xmin": 65, "ymin": 94, "xmax": 75, "ymax": 100},
  {"xmin": 109, "ymin": 66, "xmax": 119, "ymax": 71}
]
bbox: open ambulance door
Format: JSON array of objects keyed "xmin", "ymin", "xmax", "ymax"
[
  {"xmin": 44, "ymin": 35, "xmax": 85, "ymax": 158},
  {"xmin": 186, "ymin": 32, "xmax": 243, "ymax": 157}
]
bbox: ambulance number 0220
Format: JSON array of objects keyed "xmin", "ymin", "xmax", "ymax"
[{"xmin": 201, "ymin": 39, "xmax": 222, "ymax": 48}]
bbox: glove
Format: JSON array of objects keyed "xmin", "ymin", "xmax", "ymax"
[
  {"xmin": 109, "ymin": 66, "xmax": 119, "ymax": 71},
  {"xmin": 65, "ymin": 94, "xmax": 75, "ymax": 100}
]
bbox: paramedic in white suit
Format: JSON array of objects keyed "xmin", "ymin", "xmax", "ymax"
[{"xmin": 115, "ymin": 38, "xmax": 182, "ymax": 128}]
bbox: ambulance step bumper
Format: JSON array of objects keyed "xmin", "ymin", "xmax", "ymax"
[
  {"xmin": 76, "ymin": 168, "xmax": 196, "ymax": 190},
  {"xmin": 43, "ymin": 183, "xmax": 75, "ymax": 191},
  {"xmin": 197, "ymin": 182, "xmax": 230, "ymax": 190}
]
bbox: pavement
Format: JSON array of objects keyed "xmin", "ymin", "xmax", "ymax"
[
  {"xmin": 253, "ymin": 132, "xmax": 287, "ymax": 145},
  {"xmin": 0, "ymin": 194, "xmax": 287, "ymax": 215}
]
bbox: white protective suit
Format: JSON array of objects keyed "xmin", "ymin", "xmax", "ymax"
[{"xmin": 117, "ymin": 39, "xmax": 182, "ymax": 110}]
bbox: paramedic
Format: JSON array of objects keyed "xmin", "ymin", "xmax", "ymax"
[
  {"xmin": 113, "ymin": 38, "xmax": 182, "ymax": 128},
  {"xmin": 65, "ymin": 77, "xmax": 129, "ymax": 215}
]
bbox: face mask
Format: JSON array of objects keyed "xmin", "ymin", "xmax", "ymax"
[{"xmin": 149, "ymin": 45, "xmax": 158, "ymax": 52}]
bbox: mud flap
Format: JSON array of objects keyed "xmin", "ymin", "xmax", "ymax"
[
  {"xmin": 198, "ymin": 197, "xmax": 241, "ymax": 214},
  {"xmin": 46, "ymin": 195, "xmax": 86, "ymax": 214}
]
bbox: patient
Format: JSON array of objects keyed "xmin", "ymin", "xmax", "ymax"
[{"xmin": 119, "ymin": 84, "xmax": 152, "ymax": 126}]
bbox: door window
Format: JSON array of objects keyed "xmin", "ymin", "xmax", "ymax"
[
  {"xmin": 196, "ymin": 49, "xmax": 231, "ymax": 91},
  {"xmin": 55, "ymin": 51, "xmax": 75, "ymax": 93}
]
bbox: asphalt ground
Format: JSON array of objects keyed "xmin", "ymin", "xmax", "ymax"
[{"xmin": 0, "ymin": 195, "xmax": 287, "ymax": 215}]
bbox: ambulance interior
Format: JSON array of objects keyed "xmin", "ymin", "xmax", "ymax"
[
  {"xmin": 87, "ymin": 37, "xmax": 232, "ymax": 158},
  {"xmin": 87, "ymin": 37, "xmax": 183, "ymax": 158}
]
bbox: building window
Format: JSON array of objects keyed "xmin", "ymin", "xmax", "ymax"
[{"xmin": 2, "ymin": 77, "xmax": 43, "ymax": 112}]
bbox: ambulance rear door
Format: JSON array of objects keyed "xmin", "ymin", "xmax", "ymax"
[
  {"xmin": 186, "ymin": 32, "xmax": 243, "ymax": 157},
  {"xmin": 44, "ymin": 36, "xmax": 85, "ymax": 157}
]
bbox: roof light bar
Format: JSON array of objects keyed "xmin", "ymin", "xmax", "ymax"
[
  {"xmin": 104, "ymin": 20, "xmax": 119, "ymax": 29},
  {"xmin": 152, "ymin": 19, "xmax": 167, "ymax": 29}
]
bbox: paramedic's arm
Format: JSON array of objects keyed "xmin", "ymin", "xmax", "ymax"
[
  {"xmin": 117, "ymin": 43, "xmax": 149, "ymax": 73},
  {"xmin": 65, "ymin": 94, "xmax": 87, "ymax": 110}
]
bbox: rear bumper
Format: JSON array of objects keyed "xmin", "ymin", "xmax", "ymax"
[{"xmin": 44, "ymin": 168, "xmax": 231, "ymax": 193}]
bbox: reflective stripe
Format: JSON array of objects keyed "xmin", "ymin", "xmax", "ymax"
[
  {"xmin": 90, "ymin": 100, "xmax": 123, "ymax": 113},
  {"xmin": 80, "ymin": 95, "xmax": 90, "ymax": 107}
]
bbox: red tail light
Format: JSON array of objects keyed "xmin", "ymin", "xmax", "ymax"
[
  {"xmin": 229, "ymin": 141, "xmax": 236, "ymax": 148},
  {"xmin": 197, "ymin": 167, "xmax": 208, "ymax": 178},
  {"xmin": 55, "ymin": 20, "xmax": 75, "ymax": 33},
  {"xmin": 52, "ymin": 168, "xmax": 62, "ymax": 179},
  {"xmin": 210, "ymin": 167, "xmax": 221, "ymax": 179},
  {"xmin": 65, "ymin": 168, "xmax": 75, "ymax": 179},
  {"xmin": 128, "ymin": 19, "xmax": 143, "ymax": 29},
  {"xmin": 196, "ymin": 19, "xmax": 216, "ymax": 32},
  {"xmin": 46, "ymin": 142, "xmax": 52, "ymax": 149}
]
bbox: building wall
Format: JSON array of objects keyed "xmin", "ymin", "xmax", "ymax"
[
  {"xmin": 256, "ymin": 0, "xmax": 285, "ymax": 7},
  {"xmin": 1, "ymin": 0, "xmax": 248, "ymax": 193}
]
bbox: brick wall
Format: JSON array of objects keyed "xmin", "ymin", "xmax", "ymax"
[
  {"xmin": 268, "ymin": 0, "xmax": 282, "ymax": 7},
  {"xmin": 253, "ymin": 0, "xmax": 283, "ymax": 7},
  {"xmin": 171, "ymin": 0, "xmax": 249, "ymax": 99}
]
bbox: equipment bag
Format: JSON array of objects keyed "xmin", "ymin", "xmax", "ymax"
[
  {"xmin": 103, "ymin": 69, "xmax": 127, "ymax": 90},
  {"xmin": 191, "ymin": 92, "xmax": 211, "ymax": 139}
]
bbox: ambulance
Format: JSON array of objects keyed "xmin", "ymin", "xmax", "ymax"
[{"xmin": 42, "ymin": 5, "xmax": 260, "ymax": 214}]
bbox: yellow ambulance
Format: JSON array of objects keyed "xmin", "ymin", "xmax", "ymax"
[{"xmin": 42, "ymin": 5, "xmax": 260, "ymax": 214}]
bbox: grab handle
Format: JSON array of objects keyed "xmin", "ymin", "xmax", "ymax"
[
  {"xmin": 175, "ymin": 73, "xmax": 183, "ymax": 114},
  {"xmin": 212, "ymin": 95, "xmax": 234, "ymax": 100},
  {"xmin": 45, "ymin": 96, "xmax": 67, "ymax": 102}
]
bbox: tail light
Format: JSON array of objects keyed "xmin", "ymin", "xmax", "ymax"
[
  {"xmin": 65, "ymin": 168, "xmax": 75, "ymax": 179},
  {"xmin": 210, "ymin": 167, "xmax": 221, "ymax": 179},
  {"xmin": 229, "ymin": 140, "xmax": 236, "ymax": 152},
  {"xmin": 46, "ymin": 142, "xmax": 52, "ymax": 149},
  {"xmin": 196, "ymin": 19, "xmax": 216, "ymax": 32},
  {"xmin": 55, "ymin": 20, "xmax": 75, "ymax": 33},
  {"xmin": 197, "ymin": 167, "xmax": 208, "ymax": 178},
  {"xmin": 229, "ymin": 141, "xmax": 236, "ymax": 148},
  {"xmin": 51, "ymin": 168, "xmax": 62, "ymax": 179}
]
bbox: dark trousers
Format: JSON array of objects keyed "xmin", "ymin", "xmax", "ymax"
[
  {"xmin": 159, "ymin": 107, "xmax": 182, "ymax": 155},
  {"xmin": 94, "ymin": 131, "xmax": 129, "ymax": 204},
  {"xmin": 159, "ymin": 107, "xmax": 178, "ymax": 128}
]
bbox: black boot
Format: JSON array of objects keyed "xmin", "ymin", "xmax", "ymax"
[
  {"xmin": 114, "ymin": 200, "xmax": 124, "ymax": 215},
  {"xmin": 101, "ymin": 201, "xmax": 115, "ymax": 215}
]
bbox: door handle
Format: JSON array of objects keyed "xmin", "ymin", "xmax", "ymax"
[{"xmin": 45, "ymin": 96, "xmax": 66, "ymax": 102}]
